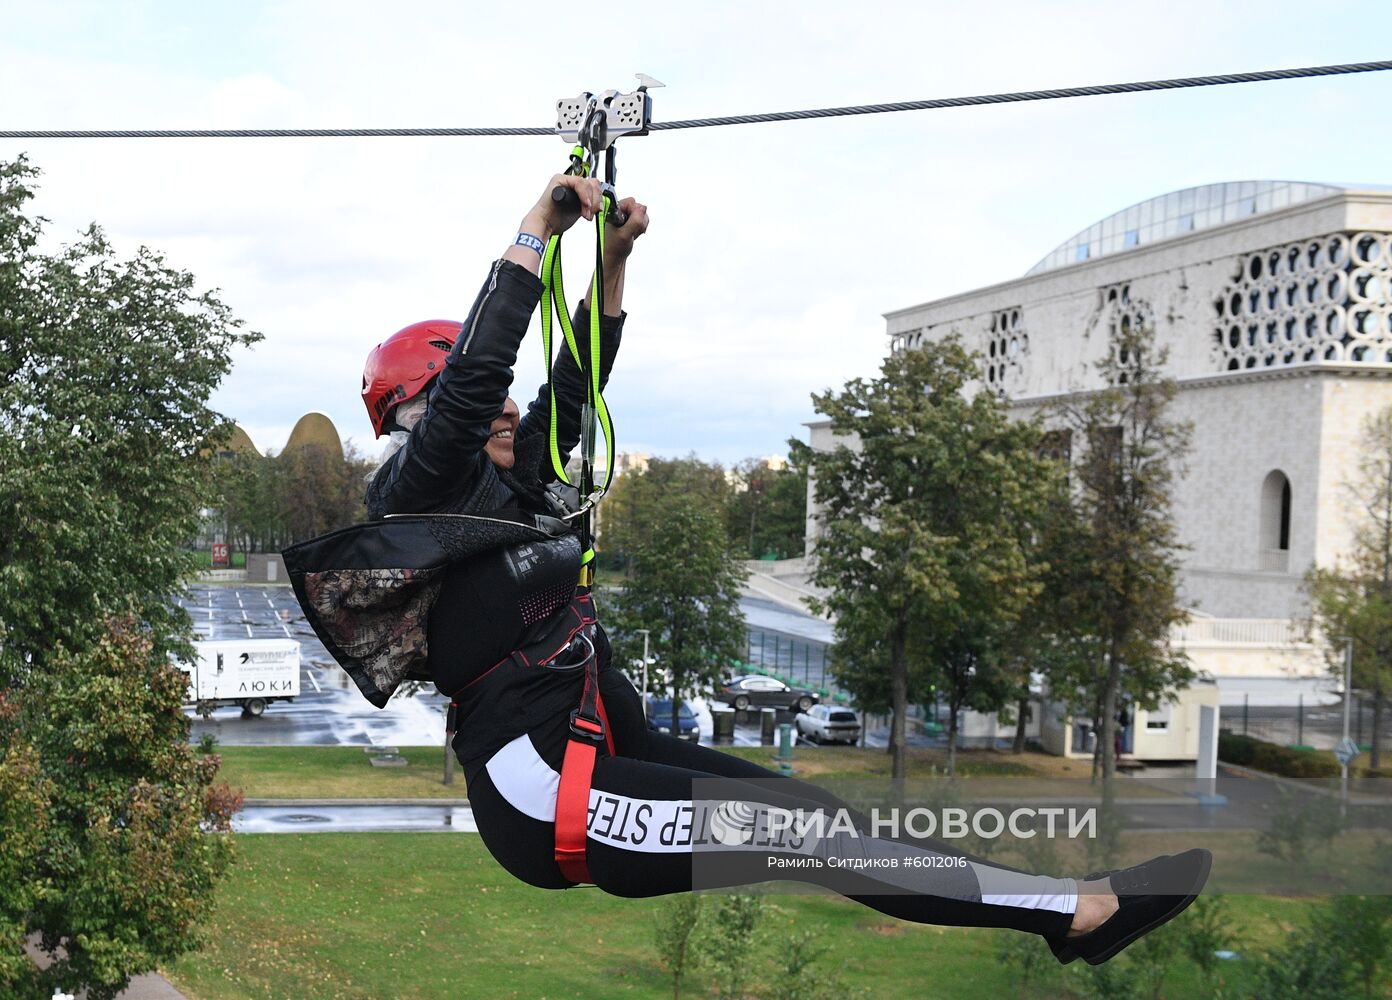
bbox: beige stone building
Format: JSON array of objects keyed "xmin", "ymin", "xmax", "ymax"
[{"xmin": 808, "ymin": 181, "xmax": 1392, "ymax": 732}]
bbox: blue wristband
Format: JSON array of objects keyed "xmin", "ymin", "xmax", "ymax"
[{"xmin": 514, "ymin": 232, "xmax": 546, "ymax": 257}]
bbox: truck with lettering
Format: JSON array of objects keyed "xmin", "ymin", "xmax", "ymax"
[{"xmin": 181, "ymin": 640, "xmax": 300, "ymax": 718}]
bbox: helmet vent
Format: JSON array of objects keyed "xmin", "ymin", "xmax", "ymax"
[{"xmin": 429, "ymin": 340, "xmax": 452, "ymax": 351}]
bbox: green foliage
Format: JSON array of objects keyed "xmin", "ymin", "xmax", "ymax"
[
  {"xmin": 602, "ymin": 452, "xmax": 806, "ymax": 566},
  {"xmin": 0, "ymin": 156, "xmax": 251, "ymax": 997},
  {"xmin": 1124, "ymin": 916, "xmax": 1180, "ymax": 1000},
  {"xmin": 801, "ymin": 337, "xmax": 1058, "ymax": 780},
  {"xmin": 766, "ymin": 928, "xmax": 848, "ymax": 1000},
  {"xmin": 0, "ymin": 156, "xmax": 259, "ymax": 671},
  {"xmin": 1335, "ymin": 896, "xmax": 1392, "ymax": 1000},
  {"xmin": 699, "ymin": 893, "xmax": 764, "ymax": 1000},
  {"xmin": 0, "ymin": 741, "xmax": 53, "ymax": 995},
  {"xmin": 1254, "ymin": 896, "xmax": 1392, "ymax": 1000},
  {"xmin": 1050, "ymin": 318, "xmax": 1193, "ymax": 788},
  {"xmin": 1173, "ymin": 896, "xmax": 1241, "ymax": 998},
  {"xmin": 1255, "ymin": 786, "xmax": 1346, "ymax": 864},
  {"xmin": 5, "ymin": 622, "xmax": 240, "ymax": 1000},
  {"xmin": 1304, "ymin": 403, "xmax": 1392, "ymax": 770},
  {"xmin": 727, "ymin": 455, "xmax": 807, "ymax": 560},
  {"xmin": 1218, "ymin": 731, "xmax": 1340, "ymax": 778},
  {"xmin": 1069, "ymin": 959, "xmax": 1141, "ymax": 999},
  {"xmin": 599, "ymin": 455, "xmax": 733, "ymax": 570},
  {"xmin": 996, "ymin": 930, "xmax": 1051, "ymax": 996},
  {"xmin": 607, "ymin": 466, "xmax": 748, "ymax": 734},
  {"xmin": 652, "ymin": 894, "xmax": 703, "ymax": 1000},
  {"xmin": 210, "ymin": 440, "xmax": 374, "ymax": 555}
]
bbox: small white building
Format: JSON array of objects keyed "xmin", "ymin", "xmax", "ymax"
[{"xmin": 1036, "ymin": 682, "xmax": 1223, "ymax": 762}]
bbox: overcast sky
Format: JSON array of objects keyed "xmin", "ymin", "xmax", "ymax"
[{"xmin": 4, "ymin": 1, "xmax": 1391, "ymax": 464}]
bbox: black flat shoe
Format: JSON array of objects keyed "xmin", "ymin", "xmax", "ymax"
[
  {"xmin": 1045, "ymin": 867, "xmax": 1122, "ymax": 965},
  {"xmin": 1064, "ymin": 849, "xmax": 1212, "ymax": 966}
]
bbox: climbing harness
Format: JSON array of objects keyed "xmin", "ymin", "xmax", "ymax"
[{"xmin": 541, "ymin": 79, "xmax": 659, "ymax": 884}]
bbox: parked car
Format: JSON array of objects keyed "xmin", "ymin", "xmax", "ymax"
[
  {"xmin": 645, "ymin": 698, "xmax": 700, "ymax": 742},
  {"xmin": 795, "ymin": 704, "xmax": 861, "ymax": 744},
  {"xmin": 719, "ymin": 674, "xmax": 819, "ymax": 713}
]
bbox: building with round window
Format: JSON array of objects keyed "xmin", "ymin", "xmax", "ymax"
[{"xmin": 808, "ymin": 181, "xmax": 1392, "ymax": 729}]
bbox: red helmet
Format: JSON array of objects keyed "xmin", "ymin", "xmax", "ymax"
[{"xmin": 361, "ymin": 320, "xmax": 461, "ymax": 437}]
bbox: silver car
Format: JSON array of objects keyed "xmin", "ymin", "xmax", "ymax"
[{"xmin": 795, "ymin": 704, "xmax": 861, "ymax": 745}]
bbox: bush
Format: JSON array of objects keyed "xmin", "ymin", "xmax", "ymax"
[
  {"xmin": 997, "ymin": 931, "xmax": 1052, "ymax": 996},
  {"xmin": 652, "ymin": 895, "xmax": 702, "ymax": 1000},
  {"xmin": 1252, "ymin": 896, "xmax": 1392, "ymax": 1000},
  {"xmin": 767, "ymin": 929, "xmax": 848, "ymax": 1000},
  {"xmin": 1218, "ymin": 732, "xmax": 1340, "ymax": 779},
  {"xmin": 699, "ymin": 894, "xmax": 764, "ymax": 1000},
  {"xmin": 1256, "ymin": 786, "xmax": 1345, "ymax": 863}
]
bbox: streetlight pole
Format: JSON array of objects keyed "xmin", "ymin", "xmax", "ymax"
[
  {"xmin": 637, "ymin": 628, "xmax": 651, "ymax": 720},
  {"xmin": 1341, "ymin": 635, "xmax": 1354, "ymax": 816}
]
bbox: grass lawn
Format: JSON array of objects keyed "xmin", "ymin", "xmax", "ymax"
[
  {"xmin": 164, "ymin": 833, "xmax": 1323, "ymax": 1000},
  {"xmin": 189, "ymin": 549, "xmax": 248, "ymax": 569},
  {"xmin": 215, "ymin": 746, "xmax": 466, "ymax": 800}
]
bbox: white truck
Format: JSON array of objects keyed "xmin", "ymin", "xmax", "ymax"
[{"xmin": 182, "ymin": 640, "xmax": 300, "ymax": 718}]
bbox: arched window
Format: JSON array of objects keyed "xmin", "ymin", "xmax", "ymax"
[{"xmin": 1259, "ymin": 470, "xmax": 1292, "ymax": 570}]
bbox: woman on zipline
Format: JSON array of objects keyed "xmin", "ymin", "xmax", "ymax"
[{"xmin": 296, "ymin": 171, "xmax": 1210, "ymax": 968}]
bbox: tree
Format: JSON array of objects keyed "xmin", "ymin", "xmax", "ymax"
[
  {"xmin": 1306, "ymin": 404, "xmax": 1392, "ymax": 770},
  {"xmin": 1000, "ymin": 458, "xmax": 1095, "ymax": 754},
  {"xmin": 607, "ymin": 479, "xmax": 747, "ymax": 736},
  {"xmin": 598, "ymin": 455, "xmax": 731, "ymax": 571},
  {"xmin": 0, "ymin": 156, "xmax": 253, "ymax": 998},
  {"xmin": 211, "ymin": 448, "xmax": 280, "ymax": 558},
  {"xmin": 727, "ymin": 456, "xmax": 807, "ymax": 560},
  {"xmin": 800, "ymin": 338, "xmax": 1058, "ymax": 780},
  {"xmin": 209, "ymin": 438, "xmax": 374, "ymax": 558},
  {"xmin": 1054, "ymin": 319, "xmax": 1193, "ymax": 790},
  {"xmin": 274, "ymin": 442, "xmax": 370, "ymax": 544},
  {"xmin": 652, "ymin": 895, "xmax": 702, "ymax": 1000}
]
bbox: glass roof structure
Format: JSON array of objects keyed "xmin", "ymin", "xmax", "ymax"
[{"xmin": 1025, "ymin": 181, "xmax": 1346, "ymax": 276}]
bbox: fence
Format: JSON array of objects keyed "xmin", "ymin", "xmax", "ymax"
[
  {"xmin": 1232, "ymin": 693, "xmax": 1383, "ymax": 752},
  {"xmin": 198, "ymin": 569, "xmax": 248, "ymax": 583},
  {"xmin": 744, "ymin": 629, "xmax": 841, "ymax": 697},
  {"xmin": 1172, "ymin": 618, "xmax": 1307, "ymax": 645}
]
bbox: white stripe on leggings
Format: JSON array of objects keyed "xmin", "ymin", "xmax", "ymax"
[{"xmin": 486, "ymin": 734, "xmax": 561, "ymax": 823}]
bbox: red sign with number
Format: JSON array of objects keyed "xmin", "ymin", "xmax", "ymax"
[{"xmin": 211, "ymin": 543, "xmax": 229, "ymax": 568}]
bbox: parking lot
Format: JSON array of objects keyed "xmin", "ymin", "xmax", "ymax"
[
  {"xmin": 178, "ymin": 584, "xmax": 856, "ymax": 749},
  {"xmin": 177, "ymin": 584, "xmax": 450, "ymax": 747}
]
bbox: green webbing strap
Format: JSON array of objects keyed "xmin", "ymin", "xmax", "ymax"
[
  {"xmin": 540, "ymin": 237, "xmax": 579, "ymax": 483},
  {"xmin": 589, "ymin": 194, "xmax": 616, "ymax": 497},
  {"xmin": 537, "ymin": 189, "xmax": 617, "ymax": 500}
]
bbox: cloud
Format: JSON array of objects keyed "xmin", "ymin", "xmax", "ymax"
[{"xmin": 4, "ymin": 0, "xmax": 1391, "ymax": 457}]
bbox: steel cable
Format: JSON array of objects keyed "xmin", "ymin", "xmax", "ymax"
[{"xmin": 1, "ymin": 60, "xmax": 1388, "ymax": 140}]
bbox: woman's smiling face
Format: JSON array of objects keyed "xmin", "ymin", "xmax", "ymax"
[{"xmin": 485, "ymin": 397, "xmax": 520, "ymax": 469}]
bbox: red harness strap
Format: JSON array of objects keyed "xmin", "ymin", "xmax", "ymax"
[
  {"xmin": 555, "ymin": 729, "xmax": 599, "ymax": 882},
  {"xmin": 554, "ymin": 635, "xmax": 609, "ymax": 884}
]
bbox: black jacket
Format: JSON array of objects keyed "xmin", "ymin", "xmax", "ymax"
[
  {"xmin": 367, "ymin": 258, "xmax": 623, "ymax": 520},
  {"xmin": 284, "ymin": 259, "xmax": 623, "ymax": 707}
]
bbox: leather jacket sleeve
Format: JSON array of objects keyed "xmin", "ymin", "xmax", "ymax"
[
  {"xmin": 516, "ymin": 305, "xmax": 624, "ymax": 469},
  {"xmin": 370, "ymin": 259, "xmax": 543, "ymax": 516}
]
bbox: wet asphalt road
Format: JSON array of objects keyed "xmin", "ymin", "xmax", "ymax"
[{"xmin": 234, "ymin": 768, "xmax": 1392, "ymax": 847}]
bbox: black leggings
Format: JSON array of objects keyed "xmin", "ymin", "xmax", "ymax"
[{"xmin": 463, "ymin": 670, "xmax": 1076, "ymax": 939}]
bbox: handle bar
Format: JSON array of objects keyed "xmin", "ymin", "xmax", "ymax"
[{"xmin": 551, "ymin": 185, "xmax": 627, "ymax": 227}]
